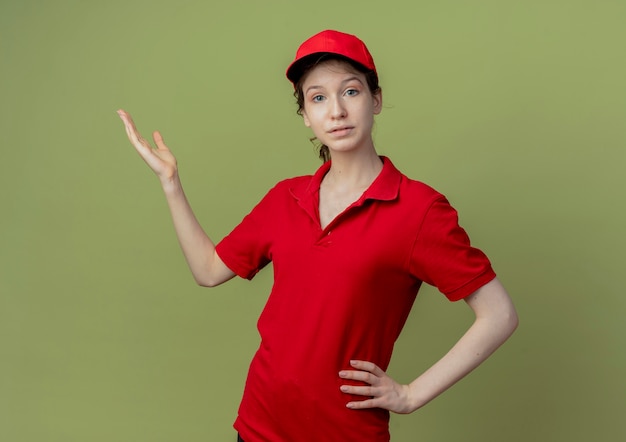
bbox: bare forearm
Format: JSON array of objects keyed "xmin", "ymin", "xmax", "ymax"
[
  {"xmin": 160, "ymin": 175, "xmax": 233, "ymax": 287},
  {"xmin": 339, "ymin": 279, "xmax": 518, "ymax": 414},
  {"xmin": 406, "ymin": 308, "xmax": 518, "ymax": 411},
  {"xmin": 118, "ymin": 110, "xmax": 234, "ymax": 287}
]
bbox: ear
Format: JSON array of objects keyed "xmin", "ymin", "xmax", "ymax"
[
  {"xmin": 372, "ymin": 89, "xmax": 383, "ymax": 115},
  {"xmin": 302, "ymin": 110, "xmax": 311, "ymax": 128}
]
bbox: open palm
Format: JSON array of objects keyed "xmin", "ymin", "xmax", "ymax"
[{"xmin": 117, "ymin": 109, "xmax": 177, "ymax": 181}]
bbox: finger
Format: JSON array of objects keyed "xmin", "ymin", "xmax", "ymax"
[
  {"xmin": 117, "ymin": 109, "xmax": 136, "ymax": 133},
  {"xmin": 117, "ymin": 110, "xmax": 146, "ymax": 146},
  {"xmin": 346, "ymin": 397, "xmax": 379, "ymax": 410},
  {"xmin": 152, "ymin": 131, "xmax": 169, "ymax": 151},
  {"xmin": 340, "ymin": 384, "xmax": 377, "ymax": 397},
  {"xmin": 349, "ymin": 360, "xmax": 385, "ymax": 376},
  {"xmin": 117, "ymin": 111, "xmax": 158, "ymax": 161},
  {"xmin": 117, "ymin": 109, "xmax": 137, "ymax": 131},
  {"xmin": 339, "ymin": 370, "xmax": 377, "ymax": 384}
]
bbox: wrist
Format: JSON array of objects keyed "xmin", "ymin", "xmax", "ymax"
[
  {"xmin": 405, "ymin": 382, "xmax": 430, "ymax": 413},
  {"xmin": 160, "ymin": 173, "xmax": 182, "ymax": 194}
]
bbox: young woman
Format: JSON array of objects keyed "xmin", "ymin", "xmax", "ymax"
[{"xmin": 118, "ymin": 30, "xmax": 518, "ymax": 442}]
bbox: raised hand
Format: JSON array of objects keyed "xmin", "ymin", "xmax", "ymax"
[
  {"xmin": 339, "ymin": 360, "xmax": 416, "ymax": 414},
  {"xmin": 117, "ymin": 109, "xmax": 178, "ymax": 182}
]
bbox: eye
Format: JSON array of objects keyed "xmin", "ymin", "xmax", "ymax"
[
  {"xmin": 345, "ymin": 88, "xmax": 359, "ymax": 97},
  {"xmin": 312, "ymin": 95, "xmax": 325, "ymax": 102}
]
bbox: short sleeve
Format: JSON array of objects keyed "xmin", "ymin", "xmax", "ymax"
[
  {"xmin": 409, "ymin": 197, "xmax": 496, "ymax": 301},
  {"xmin": 215, "ymin": 187, "xmax": 276, "ymax": 280}
]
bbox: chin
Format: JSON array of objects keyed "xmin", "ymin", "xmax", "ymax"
[{"xmin": 326, "ymin": 138, "xmax": 366, "ymax": 153}]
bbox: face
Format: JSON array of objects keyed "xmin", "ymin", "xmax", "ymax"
[{"xmin": 300, "ymin": 60, "xmax": 382, "ymax": 156}]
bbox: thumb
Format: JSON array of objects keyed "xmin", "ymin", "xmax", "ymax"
[{"xmin": 152, "ymin": 131, "xmax": 168, "ymax": 150}]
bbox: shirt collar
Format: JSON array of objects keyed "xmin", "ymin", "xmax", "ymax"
[
  {"xmin": 304, "ymin": 156, "xmax": 401, "ymax": 199},
  {"xmin": 290, "ymin": 156, "xmax": 402, "ymax": 221}
]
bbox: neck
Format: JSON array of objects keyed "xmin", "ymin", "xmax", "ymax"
[{"xmin": 324, "ymin": 148, "xmax": 383, "ymax": 190}]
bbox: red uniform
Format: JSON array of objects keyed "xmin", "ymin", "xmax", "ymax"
[{"xmin": 216, "ymin": 157, "xmax": 496, "ymax": 441}]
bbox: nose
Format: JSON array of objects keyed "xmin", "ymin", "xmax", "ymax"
[{"xmin": 329, "ymin": 96, "xmax": 347, "ymax": 119}]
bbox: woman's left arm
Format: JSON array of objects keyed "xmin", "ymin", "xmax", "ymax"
[{"xmin": 339, "ymin": 277, "xmax": 519, "ymax": 413}]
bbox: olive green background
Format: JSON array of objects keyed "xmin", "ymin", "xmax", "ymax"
[{"xmin": 1, "ymin": 0, "xmax": 624, "ymax": 441}]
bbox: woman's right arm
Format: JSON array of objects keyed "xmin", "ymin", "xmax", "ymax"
[{"xmin": 117, "ymin": 110, "xmax": 235, "ymax": 287}]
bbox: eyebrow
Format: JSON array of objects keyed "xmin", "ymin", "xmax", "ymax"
[{"xmin": 305, "ymin": 76, "xmax": 364, "ymax": 94}]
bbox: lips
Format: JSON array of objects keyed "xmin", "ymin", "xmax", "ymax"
[{"xmin": 328, "ymin": 126, "xmax": 354, "ymax": 136}]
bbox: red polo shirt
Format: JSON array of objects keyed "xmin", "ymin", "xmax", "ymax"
[{"xmin": 216, "ymin": 157, "xmax": 495, "ymax": 442}]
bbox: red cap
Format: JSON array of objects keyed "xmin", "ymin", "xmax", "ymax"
[{"xmin": 286, "ymin": 30, "xmax": 377, "ymax": 85}]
